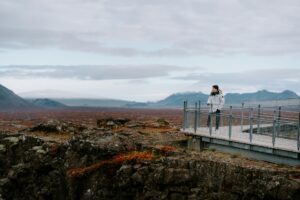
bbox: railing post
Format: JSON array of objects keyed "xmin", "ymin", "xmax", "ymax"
[
  {"xmin": 194, "ymin": 102, "xmax": 198, "ymax": 133},
  {"xmin": 229, "ymin": 106, "xmax": 233, "ymax": 139},
  {"xmin": 198, "ymin": 100, "xmax": 201, "ymax": 128},
  {"xmin": 298, "ymin": 113, "xmax": 300, "ymax": 151},
  {"xmin": 183, "ymin": 101, "xmax": 187, "ymax": 130},
  {"xmin": 272, "ymin": 110, "xmax": 277, "ymax": 147},
  {"xmin": 209, "ymin": 104, "xmax": 213, "ymax": 136},
  {"xmin": 249, "ymin": 108, "xmax": 253, "ymax": 143},
  {"xmin": 277, "ymin": 106, "xmax": 281, "ymax": 137},
  {"xmin": 241, "ymin": 102, "xmax": 244, "ymax": 133},
  {"xmin": 186, "ymin": 101, "xmax": 189, "ymax": 129},
  {"xmin": 257, "ymin": 104, "xmax": 261, "ymax": 134}
]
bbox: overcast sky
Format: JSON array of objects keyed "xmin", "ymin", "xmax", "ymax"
[{"xmin": 0, "ymin": 0, "xmax": 300, "ymax": 101}]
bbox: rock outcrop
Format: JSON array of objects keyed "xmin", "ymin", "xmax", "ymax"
[{"xmin": 0, "ymin": 118, "xmax": 299, "ymax": 200}]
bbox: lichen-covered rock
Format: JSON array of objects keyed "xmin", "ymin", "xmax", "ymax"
[
  {"xmin": 3, "ymin": 136, "xmax": 20, "ymax": 145},
  {"xmin": 97, "ymin": 117, "xmax": 131, "ymax": 129},
  {"xmin": 30, "ymin": 119, "xmax": 62, "ymax": 133},
  {"xmin": 0, "ymin": 145, "xmax": 5, "ymax": 153},
  {"xmin": 156, "ymin": 118, "xmax": 170, "ymax": 126}
]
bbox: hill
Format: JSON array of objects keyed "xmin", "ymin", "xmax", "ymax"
[
  {"xmin": 53, "ymin": 98, "xmax": 139, "ymax": 108},
  {"xmin": 0, "ymin": 84, "xmax": 34, "ymax": 111},
  {"xmin": 29, "ymin": 98, "xmax": 67, "ymax": 109},
  {"xmin": 225, "ymin": 90, "xmax": 299, "ymax": 104}
]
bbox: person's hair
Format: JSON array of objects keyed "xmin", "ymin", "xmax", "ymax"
[
  {"xmin": 210, "ymin": 85, "xmax": 220, "ymax": 95},
  {"xmin": 212, "ymin": 85, "xmax": 219, "ymax": 91}
]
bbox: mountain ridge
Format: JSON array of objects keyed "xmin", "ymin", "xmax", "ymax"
[{"xmin": 1, "ymin": 84, "xmax": 299, "ymax": 110}]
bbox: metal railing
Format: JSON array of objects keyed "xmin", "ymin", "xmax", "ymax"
[{"xmin": 182, "ymin": 101, "xmax": 300, "ymax": 151}]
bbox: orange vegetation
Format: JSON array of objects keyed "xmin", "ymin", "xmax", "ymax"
[
  {"xmin": 159, "ymin": 145, "xmax": 176, "ymax": 152},
  {"xmin": 66, "ymin": 150, "xmax": 153, "ymax": 178},
  {"xmin": 155, "ymin": 145, "xmax": 177, "ymax": 156}
]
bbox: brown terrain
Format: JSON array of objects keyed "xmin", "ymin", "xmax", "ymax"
[{"xmin": 0, "ymin": 107, "xmax": 300, "ymax": 200}]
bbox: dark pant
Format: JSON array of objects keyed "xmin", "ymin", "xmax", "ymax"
[{"xmin": 207, "ymin": 109, "xmax": 221, "ymax": 130}]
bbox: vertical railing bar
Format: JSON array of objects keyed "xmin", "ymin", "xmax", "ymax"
[
  {"xmin": 194, "ymin": 102, "xmax": 198, "ymax": 133},
  {"xmin": 185, "ymin": 101, "xmax": 188, "ymax": 130},
  {"xmin": 257, "ymin": 104, "xmax": 261, "ymax": 134},
  {"xmin": 277, "ymin": 106, "xmax": 281, "ymax": 137},
  {"xmin": 229, "ymin": 106, "xmax": 232, "ymax": 140},
  {"xmin": 272, "ymin": 110, "xmax": 277, "ymax": 148},
  {"xmin": 198, "ymin": 100, "xmax": 201, "ymax": 128},
  {"xmin": 250, "ymin": 107, "xmax": 253, "ymax": 143},
  {"xmin": 241, "ymin": 102, "xmax": 244, "ymax": 133},
  {"xmin": 183, "ymin": 101, "xmax": 186, "ymax": 130},
  {"xmin": 297, "ymin": 112, "xmax": 300, "ymax": 151},
  {"xmin": 209, "ymin": 104, "xmax": 213, "ymax": 136}
]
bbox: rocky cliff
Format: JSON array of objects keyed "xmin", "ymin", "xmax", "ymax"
[{"xmin": 0, "ymin": 118, "xmax": 299, "ymax": 200}]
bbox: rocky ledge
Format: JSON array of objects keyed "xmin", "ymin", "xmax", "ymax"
[{"xmin": 0, "ymin": 118, "xmax": 299, "ymax": 200}]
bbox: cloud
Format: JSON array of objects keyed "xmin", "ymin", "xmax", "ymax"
[
  {"xmin": 173, "ymin": 68, "xmax": 300, "ymax": 94},
  {"xmin": 1, "ymin": 0, "xmax": 300, "ymax": 56},
  {"xmin": 0, "ymin": 65, "xmax": 198, "ymax": 80}
]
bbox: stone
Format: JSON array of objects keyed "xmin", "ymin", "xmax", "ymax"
[
  {"xmin": 30, "ymin": 120, "xmax": 61, "ymax": 133},
  {"xmin": 36, "ymin": 149, "xmax": 47, "ymax": 154},
  {"xmin": 97, "ymin": 117, "xmax": 130, "ymax": 129},
  {"xmin": 0, "ymin": 178, "xmax": 9, "ymax": 187},
  {"xmin": 118, "ymin": 165, "xmax": 133, "ymax": 174},
  {"xmin": 163, "ymin": 168, "xmax": 191, "ymax": 185},
  {"xmin": 106, "ymin": 121, "xmax": 116, "ymax": 126},
  {"xmin": 156, "ymin": 118, "xmax": 170, "ymax": 126},
  {"xmin": 0, "ymin": 144, "xmax": 6, "ymax": 153},
  {"xmin": 131, "ymin": 172, "xmax": 143, "ymax": 183},
  {"xmin": 32, "ymin": 146, "xmax": 43, "ymax": 151},
  {"xmin": 170, "ymin": 193, "xmax": 185, "ymax": 200},
  {"xmin": 4, "ymin": 137, "xmax": 20, "ymax": 145}
]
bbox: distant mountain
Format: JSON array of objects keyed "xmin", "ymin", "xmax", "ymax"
[
  {"xmin": 150, "ymin": 91, "xmax": 208, "ymax": 107},
  {"xmin": 18, "ymin": 89, "xmax": 83, "ymax": 99},
  {"xmin": 2, "ymin": 83, "xmax": 299, "ymax": 110},
  {"xmin": 54, "ymin": 90, "xmax": 299, "ymax": 108},
  {"xmin": 225, "ymin": 90, "xmax": 299, "ymax": 104},
  {"xmin": 29, "ymin": 98, "xmax": 67, "ymax": 109},
  {"xmin": 144, "ymin": 90, "xmax": 299, "ymax": 108},
  {"xmin": 54, "ymin": 98, "xmax": 139, "ymax": 108},
  {"xmin": 0, "ymin": 84, "xmax": 34, "ymax": 111}
]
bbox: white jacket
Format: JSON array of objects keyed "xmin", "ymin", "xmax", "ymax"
[{"xmin": 207, "ymin": 92, "xmax": 225, "ymax": 113}]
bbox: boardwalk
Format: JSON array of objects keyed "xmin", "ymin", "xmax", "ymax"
[
  {"xmin": 181, "ymin": 100, "xmax": 300, "ymax": 165},
  {"xmin": 182, "ymin": 124, "xmax": 299, "ymax": 153}
]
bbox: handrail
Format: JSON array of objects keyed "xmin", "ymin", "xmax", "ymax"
[{"xmin": 182, "ymin": 100, "xmax": 300, "ymax": 151}]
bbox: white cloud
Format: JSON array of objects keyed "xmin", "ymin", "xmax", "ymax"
[
  {"xmin": 1, "ymin": 0, "xmax": 300, "ymax": 56},
  {"xmin": 173, "ymin": 68, "xmax": 300, "ymax": 95},
  {"xmin": 0, "ymin": 65, "xmax": 200, "ymax": 80}
]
